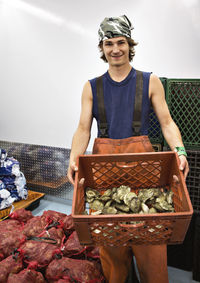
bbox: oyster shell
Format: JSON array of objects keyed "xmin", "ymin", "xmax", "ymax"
[
  {"xmin": 117, "ymin": 185, "xmax": 131, "ymax": 200},
  {"xmin": 104, "ymin": 200, "xmax": 113, "ymax": 208},
  {"xmin": 85, "ymin": 185, "xmax": 175, "ymax": 215},
  {"xmin": 166, "ymin": 190, "xmax": 174, "ymax": 204},
  {"xmin": 124, "ymin": 192, "xmax": 137, "ymax": 206},
  {"xmin": 130, "ymin": 198, "xmax": 141, "ymax": 213},
  {"xmin": 85, "ymin": 187, "xmax": 100, "ymax": 198},
  {"xmin": 138, "ymin": 189, "xmax": 155, "ymax": 203},
  {"xmin": 141, "ymin": 202, "xmax": 149, "ymax": 213},
  {"xmin": 103, "ymin": 189, "xmax": 112, "ymax": 197},
  {"xmin": 149, "ymin": 207, "xmax": 157, "ymax": 214},
  {"xmin": 112, "ymin": 187, "xmax": 117, "ymax": 194},
  {"xmin": 91, "ymin": 210, "xmax": 102, "ymax": 215},
  {"xmin": 115, "ymin": 203, "xmax": 130, "ymax": 212},
  {"xmin": 102, "ymin": 206, "xmax": 117, "ymax": 215},
  {"xmin": 86, "ymin": 197, "xmax": 95, "ymax": 203},
  {"xmin": 100, "ymin": 195, "xmax": 111, "ymax": 202},
  {"xmin": 112, "ymin": 192, "xmax": 122, "ymax": 204},
  {"xmin": 90, "ymin": 200, "xmax": 104, "ymax": 211}
]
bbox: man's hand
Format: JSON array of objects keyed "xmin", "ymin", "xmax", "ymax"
[
  {"xmin": 179, "ymin": 155, "xmax": 189, "ymax": 179},
  {"xmin": 67, "ymin": 161, "xmax": 78, "ymax": 185}
]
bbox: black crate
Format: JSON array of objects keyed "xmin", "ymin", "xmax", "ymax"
[
  {"xmin": 148, "ymin": 77, "xmax": 166, "ymax": 144},
  {"xmin": 186, "ymin": 150, "xmax": 200, "ymax": 213},
  {"xmin": 152, "ymin": 143, "xmax": 163, "ymax": 152},
  {"xmin": 193, "ymin": 215, "xmax": 200, "ymax": 281},
  {"xmin": 165, "ymin": 79, "xmax": 200, "ymax": 149},
  {"xmin": 167, "ymin": 213, "xmax": 196, "ymax": 271}
]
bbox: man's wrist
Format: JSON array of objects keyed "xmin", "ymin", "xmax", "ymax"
[{"xmin": 174, "ymin": 146, "xmax": 187, "ymax": 157}]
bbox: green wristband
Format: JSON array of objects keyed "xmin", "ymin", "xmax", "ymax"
[{"xmin": 174, "ymin": 147, "xmax": 187, "ymax": 157}]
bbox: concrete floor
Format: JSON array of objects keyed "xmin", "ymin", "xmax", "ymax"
[{"xmin": 32, "ymin": 196, "xmax": 199, "ymax": 283}]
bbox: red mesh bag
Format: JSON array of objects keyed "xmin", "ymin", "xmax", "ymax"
[
  {"xmin": 22, "ymin": 216, "xmax": 48, "ymax": 237},
  {"xmin": 45, "ymin": 257, "xmax": 104, "ymax": 283},
  {"xmin": 41, "ymin": 211, "xmax": 74, "ymax": 234},
  {"xmin": 21, "ymin": 240, "xmax": 62, "ymax": 269},
  {"xmin": 62, "ymin": 231, "xmax": 86, "ymax": 258},
  {"xmin": 0, "ymin": 229, "xmax": 26, "ymax": 258},
  {"xmin": 0, "ymin": 219, "xmax": 22, "ymax": 231},
  {"xmin": 62, "ymin": 214, "xmax": 74, "ymax": 234},
  {"xmin": 9, "ymin": 208, "xmax": 33, "ymax": 223},
  {"xmin": 7, "ymin": 269, "xmax": 46, "ymax": 283},
  {"xmin": 41, "ymin": 210, "xmax": 67, "ymax": 222},
  {"xmin": 56, "ymin": 280, "xmax": 71, "ymax": 283},
  {"xmin": 38, "ymin": 227, "xmax": 65, "ymax": 246},
  {"xmin": 0, "ymin": 255, "xmax": 23, "ymax": 282}
]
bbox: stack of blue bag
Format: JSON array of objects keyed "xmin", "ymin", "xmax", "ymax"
[{"xmin": 0, "ymin": 148, "xmax": 28, "ymax": 210}]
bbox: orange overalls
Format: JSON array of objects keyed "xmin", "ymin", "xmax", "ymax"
[
  {"xmin": 92, "ymin": 71, "xmax": 169, "ymax": 283},
  {"xmin": 93, "ymin": 136, "xmax": 168, "ymax": 283}
]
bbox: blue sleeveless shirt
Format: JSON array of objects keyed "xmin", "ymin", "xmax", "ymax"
[{"xmin": 89, "ymin": 67, "xmax": 151, "ymax": 139}]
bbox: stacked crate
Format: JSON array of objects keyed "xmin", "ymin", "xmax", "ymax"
[
  {"xmin": 164, "ymin": 79, "xmax": 200, "ymax": 281},
  {"xmin": 148, "ymin": 77, "xmax": 167, "ymax": 151},
  {"xmin": 165, "ymin": 79, "xmax": 200, "ymax": 213}
]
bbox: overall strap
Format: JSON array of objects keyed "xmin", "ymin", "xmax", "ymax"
[
  {"xmin": 96, "ymin": 70, "xmax": 144, "ymax": 138},
  {"xmin": 132, "ymin": 70, "xmax": 143, "ymax": 135},
  {"xmin": 96, "ymin": 75, "xmax": 109, "ymax": 138}
]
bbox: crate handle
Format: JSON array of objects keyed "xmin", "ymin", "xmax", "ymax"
[
  {"xmin": 173, "ymin": 175, "xmax": 183, "ymax": 201},
  {"xmin": 119, "ymin": 221, "xmax": 145, "ymax": 228},
  {"xmin": 116, "ymin": 161, "xmax": 138, "ymax": 168}
]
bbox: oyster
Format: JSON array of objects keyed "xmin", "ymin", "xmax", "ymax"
[
  {"xmin": 112, "ymin": 192, "xmax": 122, "ymax": 204},
  {"xmin": 124, "ymin": 192, "xmax": 137, "ymax": 206},
  {"xmin": 130, "ymin": 198, "xmax": 141, "ymax": 213},
  {"xmin": 153, "ymin": 200, "xmax": 174, "ymax": 212},
  {"xmin": 112, "ymin": 187, "xmax": 117, "ymax": 194},
  {"xmin": 149, "ymin": 207, "xmax": 157, "ymax": 214},
  {"xmin": 166, "ymin": 190, "xmax": 174, "ymax": 204},
  {"xmin": 100, "ymin": 195, "xmax": 111, "ymax": 202},
  {"xmin": 85, "ymin": 185, "xmax": 175, "ymax": 215},
  {"xmin": 99, "ymin": 189, "xmax": 112, "ymax": 201},
  {"xmin": 103, "ymin": 189, "xmax": 112, "ymax": 197},
  {"xmin": 141, "ymin": 202, "xmax": 149, "ymax": 213},
  {"xmin": 115, "ymin": 204, "xmax": 130, "ymax": 213},
  {"xmin": 104, "ymin": 200, "xmax": 113, "ymax": 208},
  {"xmin": 152, "ymin": 188, "xmax": 162, "ymax": 198},
  {"xmin": 102, "ymin": 206, "xmax": 117, "ymax": 215},
  {"xmin": 86, "ymin": 197, "xmax": 95, "ymax": 203},
  {"xmin": 85, "ymin": 187, "xmax": 100, "ymax": 199},
  {"xmin": 90, "ymin": 200, "xmax": 104, "ymax": 211},
  {"xmin": 117, "ymin": 185, "xmax": 131, "ymax": 201},
  {"xmin": 91, "ymin": 210, "xmax": 102, "ymax": 215},
  {"xmin": 138, "ymin": 189, "xmax": 155, "ymax": 203}
]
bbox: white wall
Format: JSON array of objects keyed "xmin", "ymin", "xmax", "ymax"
[{"xmin": 0, "ymin": 0, "xmax": 199, "ymax": 151}]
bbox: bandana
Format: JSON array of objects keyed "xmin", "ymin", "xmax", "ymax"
[{"xmin": 98, "ymin": 15, "xmax": 134, "ymax": 42}]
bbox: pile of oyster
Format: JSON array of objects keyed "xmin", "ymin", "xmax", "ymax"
[{"xmin": 85, "ymin": 185, "xmax": 175, "ymax": 215}]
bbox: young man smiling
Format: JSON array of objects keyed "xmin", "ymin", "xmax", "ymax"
[{"xmin": 67, "ymin": 15, "xmax": 189, "ymax": 283}]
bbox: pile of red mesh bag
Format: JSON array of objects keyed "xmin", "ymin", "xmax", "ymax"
[{"xmin": 0, "ymin": 208, "xmax": 105, "ymax": 283}]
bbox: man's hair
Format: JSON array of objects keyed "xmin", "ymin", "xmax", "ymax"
[{"xmin": 98, "ymin": 37, "xmax": 138, "ymax": 63}]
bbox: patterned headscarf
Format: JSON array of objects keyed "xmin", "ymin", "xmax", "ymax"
[{"xmin": 98, "ymin": 15, "xmax": 134, "ymax": 42}]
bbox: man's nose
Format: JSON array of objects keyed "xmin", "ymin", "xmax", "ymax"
[{"xmin": 112, "ymin": 44, "xmax": 120, "ymax": 53}]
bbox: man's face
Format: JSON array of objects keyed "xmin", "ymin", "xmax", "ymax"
[{"xmin": 102, "ymin": 36, "xmax": 130, "ymax": 66}]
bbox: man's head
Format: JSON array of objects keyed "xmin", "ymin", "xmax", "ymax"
[{"xmin": 98, "ymin": 15, "xmax": 137, "ymax": 62}]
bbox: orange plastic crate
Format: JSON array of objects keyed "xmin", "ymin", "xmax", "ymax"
[{"xmin": 72, "ymin": 152, "xmax": 193, "ymax": 246}]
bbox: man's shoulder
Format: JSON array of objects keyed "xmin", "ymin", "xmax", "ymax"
[{"xmin": 89, "ymin": 72, "xmax": 106, "ymax": 81}]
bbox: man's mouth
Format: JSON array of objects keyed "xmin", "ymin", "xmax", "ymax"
[{"xmin": 111, "ymin": 55, "xmax": 122, "ymax": 59}]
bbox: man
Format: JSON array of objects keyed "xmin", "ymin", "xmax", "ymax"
[{"xmin": 67, "ymin": 15, "xmax": 189, "ymax": 283}]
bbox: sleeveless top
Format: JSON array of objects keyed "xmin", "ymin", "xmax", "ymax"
[{"xmin": 89, "ymin": 67, "xmax": 151, "ymax": 139}]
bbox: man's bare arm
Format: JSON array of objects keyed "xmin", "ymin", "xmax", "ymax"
[{"xmin": 67, "ymin": 81, "xmax": 93, "ymax": 184}]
